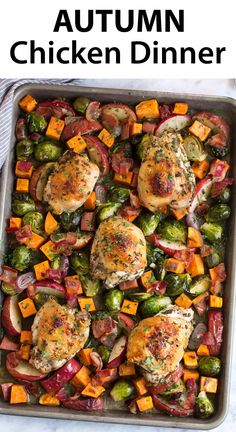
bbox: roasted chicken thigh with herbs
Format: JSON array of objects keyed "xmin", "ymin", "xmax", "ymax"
[
  {"xmin": 30, "ymin": 298, "xmax": 91, "ymax": 373},
  {"xmin": 138, "ymin": 132, "xmax": 195, "ymax": 212},
  {"xmin": 90, "ymin": 216, "xmax": 147, "ymax": 288}
]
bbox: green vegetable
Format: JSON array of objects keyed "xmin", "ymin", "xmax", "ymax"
[
  {"xmin": 73, "ymin": 96, "xmax": 90, "ymax": 113},
  {"xmin": 200, "ymin": 223, "xmax": 223, "ymax": 243},
  {"xmin": 206, "ymin": 204, "xmax": 231, "ymax": 223},
  {"xmin": 159, "ymin": 379, "xmax": 185, "ymax": 396},
  {"xmin": 97, "ymin": 345, "xmax": 111, "ymax": 364},
  {"xmin": 127, "ymin": 292, "xmax": 152, "ymax": 302},
  {"xmin": 23, "ymin": 211, "xmax": 44, "ymax": 235},
  {"xmin": 60, "ymin": 209, "xmax": 82, "ymax": 231},
  {"xmin": 27, "ymin": 112, "xmax": 47, "ymax": 133},
  {"xmin": 12, "ymin": 193, "xmax": 36, "ymax": 216},
  {"xmin": 92, "ymin": 311, "xmax": 111, "ymax": 321},
  {"xmin": 105, "ymin": 289, "xmax": 124, "ymax": 311},
  {"xmin": 1, "ymin": 282, "xmax": 19, "ymax": 295},
  {"xmin": 158, "ymin": 219, "xmax": 187, "ymax": 244},
  {"xmin": 109, "ymin": 187, "xmax": 130, "ymax": 203},
  {"xmin": 198, "ymin": 357, "xmax": 221, "ymax": 377},
  {"xmin": 80, "ymin": 274, "xmax": 101, "ymax": 297},
  {"xmin": 217, "ymin": 187, "xmax": 231, "ymax": 203},
  {"xmin": 34, "ymin": 293, "xmax": 56, "ymax": 308},
  {"xmin": 51, "ymin": 255, "xmax": 62, "ymax": 270},
  {"xmin": 137, "ymin": 212, "xmax": 160, "ymax": 236},
  {"xmin": 139, "ymin": 295, "xmax": 171, "ymax": 317},
  {"xmin": 97, "ymin": 202, "xmax": 121, "ymax": 222},
  {"xmin": 34, "ymin": 140, "xmax": 62, "ymax": 162},
  {"xmin": 183, "ymin": 135, "xmax": 206, "ymax": 161},
  {"xmin": 10, "ymin": 245, "xmax": 31, "ymax": 271},
  {"xmin": 195, "ymin": 391, "xmax": 215, "ymax": 418},
  {"xmin": 209, "ymin": 145, "xmax": 229, "ymax": 159},
  {"xmin": 16, "ymin": 140, "xmax": 34, "ymax": 160},
  {"xmin": 136, "ymin": 134, "xmax": 150, "ymax": 160},
  {"xmin": 110, "ymin": 379, "xmax": 135, "ymax": 402},
  {"xmin": 188, "ymin": 275, "xmax": 211, "ymax": 296},
  {"xmin": 146, "ymin": 243, "xmax": 164, "ymax": 267},
  {"xmin": 71, "ymin": 250, "xmax": 89, "ymax": 274},
  {"xmin": 165, "ymin": 273, "xmax": 192, "ymax": 297},
  {"xmin": 205, "ymin": 251, "xmax": 221, "ymax": 268},
  {"xmin": 154, "ymin": 261, "xmax": 166, "ymax": 280}
]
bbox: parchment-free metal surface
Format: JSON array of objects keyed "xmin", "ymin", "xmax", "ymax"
[{"xmin": 0, "ymin": 84, "xmax": 236, "ymax": 429}]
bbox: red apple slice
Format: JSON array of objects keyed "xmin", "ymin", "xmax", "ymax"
[
  {"xmin": 41, "ymin": 358, "xmax": 81, "ymax": 393},
  {"xmin": 107, "ymin": 335, "xmax": 127, "ymax": 369},
  {"xmin": 2, "ymin": 295, "xmax": 22, "ymax": 336},
  {"xmin": 84, "ymin": 135, "xmax": 110, "ymax": 175},
  {"xmin": 0, "ymin": 335, "xmax": 19, "ymax": 351},
  {"xmin": 101, "ymin": 109, "xmax": 121, "ymax": 136},
  {"xmin": 189, "ymin": 176, "xmax": 214, "ymax": 213},
  {"xmin": 85, "ymin": 101, "xmax": 101, "ymax": 121},
  {"xmin": 155, "ymin": 115, "xmax": 191, "ymax": 136},
  {"xmin": 6, "ymin": 352, "xmax": 47, "ymax": 381},
  {"xmin": 148, "ymin": 237, "xmax": 195, "ymax": 257},
  {"xmin": 1, "ymin": 383, "xmax": 13, "ymax": 401},
  {"xmin": 27, "ymin": 280, "xmax": 66, "ymax": 299},
  {"xmin": 101, "ymin": 103, "xmax": 137, "ymax": 122},
  {"xmin": 62, "ymin": 396, "xmax": 104, "ymax": 411}
]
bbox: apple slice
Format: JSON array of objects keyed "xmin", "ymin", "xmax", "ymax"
[
  {"xmin": 149, "ymin": 237, "xmax": 191, "ymax": 256},
  {"xmin": 1, "ymin": 383, "xmax": 13, "ymax": 401},
  {"xmin": 155, "ymin": 115, "xmax": 191, "ymax": 136},
  {"xmin": 2, "ymin": 295, "xmax": 22, "ymax": 336},
  {"xmin": 29, "ymin": 163, "xmax": 55, "ymax": 201},
  {"xmin": 107, "ymin": 335, "xmax": 127, "ymax": 369},
  {"xmin": 27, "ymin": 280, "xmax": 66, "ymax": 299},
  {"xmin": 189, "ymin": 176, "xmax": 214, "ymax": 214},
  {"xmin": 62, "ymin": 396, "xmax": 104, "ymax": 411},
  {"xmin": 84, "ymin": 135, "xmax": 110, "ymax": 175},
  {"xmin": 41, "ymin": 358, "xmax": 81, "ymax": 393},
  {"xmin": 6, "ymin": 352, "xmax": 47, "ymax": 381},
  {"xmin": 0, "ymin": 335, "xmax": 19, "ymax": 351},
  {"xmin": 101, "ymin": 103, "xmax": 137, "ymax": 122}
]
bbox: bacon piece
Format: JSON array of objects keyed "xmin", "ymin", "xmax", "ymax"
[
  {"xmin": 159, "ymin": 104, "xmax": 173, "ymax": 119},
  {"xmin": 92, "ymin": 317, "xmax": 118, "ymax": 347},
  {"xmin": 211, "ymin": 178, "xmax": 233, "ymax": 198},
  {"xmin": 111, "ymin": 153, "xmax": 134, "ymax": 175},
  {"xmin": 0, "ymin": 265, "xmax": 18, "ymax": 285},
  {"xmin": 203, "ymin": 310, "xmax": 223, "ymax": 356},
  {"xmin": 146, "ymin": 280, "xmax": 167, "ymax": 296},
  {"xmin": 193, "ymin": 292, "xmax": 209, "ymax": 316},
  {"xmin": 200, "ymin": 245, "xmax": 214, "ymax": 257},
  {"xmin": 62, "ymin": 396, "xmax": 104, "ymax": 411},
  {"xmin": 15, "ymin": 224, "xmax": 32, "ymax": 243},
  {"xmin": 142, "ymin": 122, "xmax": 158, "ymax": 134},
  {"xmin": 118, "ymin": 206, "xmax": 141, "ymax": 222}
]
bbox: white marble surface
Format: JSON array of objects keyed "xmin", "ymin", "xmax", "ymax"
[{"xmin": 1, "ymin": 79, "xmax": 236, "ymax": 432}]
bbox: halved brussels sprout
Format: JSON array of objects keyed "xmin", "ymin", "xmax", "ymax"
[
  {"xmin": 183, "ymin": 135, "xmax": 206, "ymax": 161},
  {"xmin": 146, "ymin": 242, "xmax": 164, "ymax": 267},
  {"xmin": 71, "ymin": 250, "xmax": 89, "ymax": 275},
  {"xmin": 23, "ymin": 211, "xmax": 44, "ymax": 235},
  {"xmin": 195, "ymin": 391, "xmax": 215, "ymax": 418},
  {"xmin": 34, "ymin": 140, "xmax": 62, "ymax": 162},
  {"xmin": 105, "ymin": 289, "xmax": 124, "ymax": 311},
  {"xmin": 188, "ymin": 275, "xmax": 210, "ymax": 296},
  {"xmin": 109, "ymin": 187, "xmax": 130, "ymax": 203},
  {"xmin": 110, "ymin": 379, "xmax": 135, "ymax": 402},
  {"xmin": 16, "ymin": 140, "xmax": 34, "ymax": 160},
  {"xmin": 198, "ymin": 357, "xmax": 221, "ymax": 377},
  {"xmin": 165, "ymin": 273, "xmax": 192, "ymax": 297},
  {"xmin": 80, "ymin": 274, "xmax": 101, "ymax": 297},
  {"xmin": 127, "ymin": 292, "xmax": 152, "ymax": 302},
  {"xmin": 10, "ymin": 245, "xmax": 31, "ymax": 271},
  {"xmin": 206, "ymin": 204, "xmax": 231, "ymax": 223},
  {"xmin": 97, "ymin": 202, "xmax": 121, "ymax": 222},
  {"xmin": 97, "ymin": 345, "xmax": 111, "ymax": 364},
  {"xmin": 136, "ymin": 134, "xmax": 150, "ymax": 160},
  {"xmin": 73, "ymin": 96, "xmax": 90, "ymax": 114},
  {"xmin": 200, "ymin": 223, "xmax": 223, "ymax": 243},
  {"xmin": 12, "ymin": 193, "xmax": 36, "ymax": 216},
  {"xmin": 137, "ymin": 212, "xmax": 160, "ymax": 236},
  {"xmin": 139, "ymin": 295, "xmax": 171, "ymax": 317},
  {"xmin": 158, "ymin": 219, "xmax": 187, "ymax": 244},
  {"xmin": 27, "ymin": 112, "xmax": 47, "ymax": 133},
  {"xmin": 60, "ymin": 209, "xmax": 82, "ymax": 231},
  {"xmin": 217, "ymin": 187, "xmax": 231, "ymax": 204}
]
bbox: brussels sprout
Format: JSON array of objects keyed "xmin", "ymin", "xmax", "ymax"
[
  {"xmin": 85, "ymin": 337, "xmax": 100, "ymax": 349},
  {"xmin": 198, "ymin": 357, "xmax": 221, "ymax": 377},
  {"xmin": 92, "ymin": 311, "xmax": 111, "ymax": 321},
  {"xmin": 23, "ymin": 211, "xmax": 44, "ymax": 235},
  {"xmin": 27, "ymin": 112, "xmax": 47, "ymax": 133},
  {"xmin": 16, "ymin": 140, "xmax": 34, "ymax": 160},
  {"xmin": 139, "ymin": 295, "xmax": 171, "ymax": 318},
  {"xmin": 188, "ymin": 275, "xmax": 211, "ymax": 296},
  {"xmin": 137, "ymin": 212, "xmax": 160, "ymax": 236},
  {"xmin": 154, "ymin": 261, "xmax": 167, "ymax": 280},
  {"xmin": 34, "ymin": 292, "xmax": 57, "ymax": 308},
  {"xmin": 183, "ymin": 136, "xmax": 206, "ymax": 162},
  {"xmin": 71, "ymin": 250, "xmax": 89, "ymax": 274},
  {"xmin": 60, "ymin": 209, "xmax": 82, "ymax": 231},
  {"xmin": 206, "ymin": 204, "xmax": 231, "ymax": 223},
  {"xmin": 158, "ymin": 219, "xmax": 187, "ymax": 244},
  {"xmin": 127, "ymin": 292, "xmax": 152, "ymax": 302},
  {"xmin": 51, "ymin": 255, "xmax": 62, "ymax": 270},
  {"xmin": 165, "ymin": 273, "xmax": 192, "ymax": 297},
  {"xmin": 217, "ymin": 187, "xmax": 231, "ymax": 203},
  {"xmin": 97, "ymin": 202, "xmax": 121, "ymax": 222},
  {"xmin": 159, "ymin": 379, "xmax": 185, "ymax": 396},
  {"xmin": 208, "ymin": 145, "xmax": 229, "ymax": 159},
  {"xmin": 205, "ymin": 251, "xmax": 221, "ymax": 268},
  {"xmin": 97, "ymin": 345, "xmax": 111, "ymax": 364},
  {"xmin": 80, "ymin": 274, "xmax": 101, "ymax": 297},
  {"xmin": 109, "ymin": 187, "xmax": 130, "ymax": 203},
  {"xmin": 73, "ymin": 96, "xmax": 90, "ymax": 113},
  {"xmin": 10, "ymin": 245, "xmax": 31, "ymax": 271},
  {"xmin": 195, "ymin": 391, "xmax": 215, "ymax": 418},
  {"xmin": 105, "ymin": 289, "xmax": 124, "ymax": 311},
  {"xmin": 200, "ymin": 223, "xmax": 223, "ymax": 243},
  {"xmin": 12, "ymin": 193, "xmax": 36, "ymax": 216},
  {"xmin": 136, "ymin": 134, "xmax": 150, "ymax": 160},
  {"xmin": 110, "ymin": 379, "xmax": 135, "ymax": 402},
  {"xmin": 34, "ymin": 141, "xmax": 62, "ymax": 162},
  {"xmin": 146, "ymin": 243, "xmax": 164, "ymax": 267}
]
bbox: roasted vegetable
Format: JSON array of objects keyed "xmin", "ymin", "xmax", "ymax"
[
  {"xmin": 198, "ymin": 357, "xmax": 221, "ymax": 377},
  {"xmin": 97, "ymin": 345, "xmax": 111, "ymax": 364},
  {"xmin": 208, "ymin": 145, "xmax": 229, "ymax": 159},
  {"xmin": 110, "ymin": 379, "xmax": 135, "ymax": 401},
  {"xmin": 206, "ymin": 204, "xmax": 231, "ymax": 223},
  {"xmin": 183, "ymin": 136, "xmax": 206, "ymax": 161},
  {"xmin": 137, "ymin": 212, "xmax": 160, "ymax": 236},
  {"xmin": 23, "ymin": 211, "xmax": 44, "ymax": 235},
  {"xmin": 136, "ymin": 134, "xmax": 150, "ymax": 160},
  {"xmin": 73, "ymin": 96, "xmax": 90, "ymax": 114},
  {"xmin": 217, "ymin": 187, "xmax": 231, "ymax": 203},
  {"xmin": 139, "ymin": 295, "xmax": 171, "ymax": 317},
  {"xmin": 154, "ymin": 261, "xmax": 167, "ymax": 280},
  {"xmin": 200, "ymin": 223, "xmax": 223, "ymax": 243},
  {"xmin": 109, "ymin": 187, "xmax": 130, "ymax": 203},
  {"xmin": 27, "ymin": 112, "xmax": 47, "ymax": 133},
  {"xmin": 60, "ymin": 209, "xmax": 82, "ymax": 231},
  {"xmin": 10, "ymin": 245, "xmax": 31, "ymax": 271},
  {"xmin": 159, "ymin": 379, "xmax": 186, "ymax": 396},
  {"xmin": 71, "ymin": 250, "xmax": 90, "ymax": 275},
  {"xmin": 195, "ymin": 391, "xmax": 215, "ymax": 418},
  {"xmin": 34, "ymin": 141, "xmax": 62, "ymax": 162},
  {"xmin": 80, "ymin": 274, "xmax": 101, "ymax": 297},
  {"xmin": 158, "ymin": 219, "xmax": 187, "ymax": 244},
  {"xmin": 97, "ymin": 202, "xmax": 121, "ymax": 222},
  {"xmin": 188, "ymin": 275, "xmax": 210, "ymax": 296},
  {"xmin": 105, "ymin": 289, "xmax": 124, "ymax": 312},
  {"xmin": 127, "ymin": 292, "xmax": 152, "ymax": 302},
  {"xmin": 165, "ymin": 273, "xmax": 192, "ymax": 297},
  {"xmin": 146, "ymin": 243, "xmax": 164, "ymax": 266},
  {"xmin": 16, "ymin": 140, "xmax": 34, "ymax": 160},
  {"xmin": 204, "ymin": 249, "xmax": 221, "ymax": 268},
  {"xmin": 12, "ymin": 193, "xmax": 36, "ymax": 216}
]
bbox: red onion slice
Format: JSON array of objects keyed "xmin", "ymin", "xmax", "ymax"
[{"xmin": 16, "ymin": 272, "xmax": 36, "ymax": 291}]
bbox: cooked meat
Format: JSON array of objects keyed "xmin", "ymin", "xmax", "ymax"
[
  {"xmin": 90, "ymin": 216, "xmax": 147, "ymax": 288},
  {"xmin": 44, "ymin": 151, "xmax": 99, "ymax": 214},
  {"xmin": 127, "ymin": 305, "xmax": 194, "ymax": 383},
  {"xmin": 30, "ymin": 298, "xmax": 90, "ymax": 373},
  {"xmin": 138, "ymin": 132, "xmax": 195, "ymax": 211}
]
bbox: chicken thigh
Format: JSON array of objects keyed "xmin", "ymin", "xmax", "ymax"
[
  {"xmin": 127, "ymin": 305, "xmax": 194, "ymax": 384},
  {"xmin": 138, "ymin": 132, "xmax": 195, "ymax": 212},
  {"xmin": 30, "ymin": 298, "xmax": 91, "ymax": 373},
  {"xmin": 44, "ymin": 151, "xmax": 99, "ymax": 214},
  {"xmin": 90, "ymin": 216, "xmax": 147, "ymax": 288}
]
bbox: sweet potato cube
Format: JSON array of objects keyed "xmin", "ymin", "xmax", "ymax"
[
  {"xmin": 192, "ymin": 160, "xmax": 210, "ymax": 179},
  {"xmin": 44, "ymin": 211, "xmax": 59, "ymax": 235},
  {"xmin": 15, "ymin": 161, "xmax": 33, "ymax": 179},
  {"xmin": 20, "ymin": 330, "xmax": 32, "ymax": 345},
  {"xmin": 16, "ymin": 178, "xmax": 29, "ymax": 193},
  {"xmin": 78, "ymin": 297, "xmax": 96, "ymax": 312},
  {"xmin": 65, "ymin": 275, "xmax": 83, "ymax": 295},
  {"xmin": 136, "ymin": 99, "xmax": 160, "ymax": 120},
  {"xmin": 10, "ymin": 384, "xmax": 28, "ymax": 404},
  {"xmin": 173, "ymin": 103, "xmax": 188, "ymax": 115},
  {"xmin": 119, "ymin": 362, "xmax": 136, "ymax": 376},
  {"xmin": 187, "ymin": 227, "xmax": 203, "ymax": 248},
  {"xmin": 209, "ymin": 295, "xmax": 223, "ymax": 308},
  {"xmin": 189, "ymin": 120, "xmax": 211, "ymax": 142},
  {"xmin": 175, "ymin": 293, "xmax": 192, "ymax": 309},
  {"xmin": 133, "ymin": 377, "xmax": 148, "ymax": 395},
  {"xmin": 19, "ymin": 95, "xmax": 37, "ymax": 113},
  {"xmin": 20, "ymin": 344, "xmax": 31, "ymax": 361},
  {"xmin": 183, "ymin": 369, "xmax": 199, "ymax": 382},
  {"xmin": 34, "ymin": 260, "xmax": 50, "ymax": 281},
  {"xmin": 84, "ymin": 191, "xmax": 96, "ymax": 210},
  {"xmin": 78, "ymin": 348, "xmax": 93, "ymax": 366},
  {"xmin": 183, "ymin": 351, "xmax": 198, "ymax": 368},
  {"xmin": 81, "ymin": 383, "xmax": 105, "ymax": 398},
  {"xmin": 9, "ymin": 217, "xmax": 22, "ymax": 229},
  {"xmin": 165, "ymin": 258, "xmax": 185, "ymax": 274},
  {"xmin": 71, "ymin": 366, "xmax": 91, "ymax": 388},
  {"xmin": 121, "ymin": 299, "xmax": 138, "ymax": 315},
  {"xmin": 200, "ymin": 376, "xmax": 218, "ymax": 393},
  {"xmin": 197, "ymin": 344, "xmax": 210, "ymax": 357},
  {"xmin": 186, "ymin": 254, "xmax": 204, "ymax": 278},
  {"xmin": 140, "ymin": 270, "xmax": 155, "ymax": 288},
  {"xmin": 129, "ymin": 122, "xmax": 143, "ymax": 136},
  {"xmin": 136, "ymin": 396, "xmax": 153, "ymax": 412},
  {"xmin": 46, "ymin": 117, "xmax": 64, "ymax": 141},
  {"xmin": 40, "ymin": 241, "xmax": 57, "ymax": 261},
  {"xmin": 18, "ymin": 298, "xmax": 37, "ymax": 318},
  {"xmin": 171, "ymin": 207, "xmax": 187, "ymax": 220},
  {"xmin": 113, "ymin": 171, "xmax": 133, "ymax": 185},
  {"xmin": 24, "ymin": 232, "xmax": 45, "ymax": 249},
  {"xmin": 67, "ymin": 134, "xmax": 87, "ymax": 153},
  {"xmin": 39, "ymin": 392, "xmax": 60, "ymax": 406},
  {"xmin": 98, "ymin": 128, "xmax": 115, "ymax": 148}
]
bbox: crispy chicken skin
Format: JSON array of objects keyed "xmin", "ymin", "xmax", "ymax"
[
  {"xmin": 127, "ymin": 305, "xmax": 194, "ymax": 383},
  {"xmin": 90, "ymin": 216, "xmax": 147, "ymax": 288},
  {"xmin": 30, "ymin": 298, "xmax": 91, "ymax": 373},
  {"xmin": 44, "ymin": 151, "xmax": 99, "ymax": 214},
  {"xmin": 138, "ymin": 132, "xmax": 195, "ymax": 211}
]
